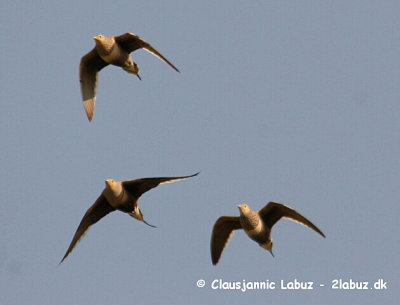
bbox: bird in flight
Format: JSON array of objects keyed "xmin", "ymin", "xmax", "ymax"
[
  {"xmin": 210, "ymin": 201, "xmax": 325, "ymax": 265},
  {"xmin": 60, "ymin": 172, "xmax": 198, "ymax": 263},
  {"xmin": 79, "ymin": 32, "xmax": 180, "ymax": 121}
]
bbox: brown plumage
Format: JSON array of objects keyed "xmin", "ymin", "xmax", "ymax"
[
  {"xmin": 79, "ymin": 32, "xmax": 180, "ymax": 121},
  {"xmin": 60, "ymin": 172, "xmax": 198, "ymax": 264},
  {"xmin": 210, "ymin": 202, "xmax": 325, "ymax": 265}
]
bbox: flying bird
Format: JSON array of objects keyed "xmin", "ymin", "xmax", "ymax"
[
  {"xmin": 60, "ymin": 172, "xmax": 198, "ymax": 263},
  {"xmin": 210, "ymin": 202, "xmax": 325, "ymax": 265},
  {"xmin": 79, "ymin": 32, "xmax": 180, "ymax": 121}
]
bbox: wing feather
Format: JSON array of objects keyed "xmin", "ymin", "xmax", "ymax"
[
  {"xmin": 210, "ymin": 216, "xmax": 242, "ymax": 265},
  {"xmin": 60, "ymin": 195, "xmax": 115, "ymax": 263},
  {"xmin": 259, "ymin": 202, "xmax": 325, "ymax": 238},
  {"xmin": 115, "ymin": 33, "xmax": 180, "ymax": 72},
  {"xmin": 122, "ymin": 172, "xmax": 199, "ymax": 199},
  {"xmin": 79, "ymin": 49, "xmax": 108, "ymax": 121}
]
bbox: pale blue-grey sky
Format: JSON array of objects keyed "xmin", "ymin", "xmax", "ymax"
[{"xmin": 0, "ymin": 1, "xmax": 399, "ymax": 304}]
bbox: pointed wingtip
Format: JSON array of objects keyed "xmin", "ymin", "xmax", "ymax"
[
  {"xmin": 59, "ymin": 248, "xmax": 72, "ymax": 264},
  {"xmin": 83, "ymin": 99, "xmax": 95, "ymax": 122},
  {"xmin": 211, "ymin": 250, "xmax": 219, "ymax": 265},
  {"xmin": 180, "ymin": 171, "xmax": 199, "ymax": 180},
  {"xmin": 59, "ymin": 255, "xmax": 67, "ymax": 265}
]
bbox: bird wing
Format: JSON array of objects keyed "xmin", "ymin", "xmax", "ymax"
[
  {"xmin": 210, "ymin": 216, "xmax": 242, "ymax": 265},
  {"xmin": 259, "ymin": 201, "xmax": 325, "ymax": 238},
  {"xmin": 114, "ymin": 32, "xmax": 180, "ymax": 72},
  {"xmin": 60, "ymin": 195, "xmax": 115, "ymax": 263},
  {"xmin": 122, "ymin": 172, "xmax": 199, "ymax": 198},
  {"xmin": 79, "ymin": 48, "xmax": 109, "ymax": 121}
]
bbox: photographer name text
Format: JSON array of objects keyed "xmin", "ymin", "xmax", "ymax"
[{"xmin": 204, "ymin": 278, "xmax": 388, "ymax": 292}]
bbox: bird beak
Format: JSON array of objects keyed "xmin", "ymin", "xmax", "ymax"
[
  {"xmin": 136, "ymin": 74, "xmax": 142, "ymax": 81},
  {"xmin": 269, "ymin": 250, "xmax": 275, "ymax": 257},
  {"xmin": 143, "ymin": 220, "xmax": 156, "ymax": 228}
]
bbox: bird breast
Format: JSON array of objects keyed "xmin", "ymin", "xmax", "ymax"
[
  {"xmin": 98, "ymin": 43, "xmax": 130, "ymax": 66},
  {"xmin": 103, "ymin": 186, "xmax": 131, "ymax": 209},
  {"xmin": 240, "ymin": 213, "xmax": 263, "ymax": 237}
]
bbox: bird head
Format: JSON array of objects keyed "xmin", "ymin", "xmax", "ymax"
[
  {"xmin": 105, "ymin": 179, "xmax": 118, "ymax": 190},
  {"xmin": 93, "ymin": 34, "xmax": 105, "ymax": 43},
  {"xmin": 104, "ymin": 179, "xmax": 123, "ymax": 197},
  {"xmin": 129, "ymin": 206, "xmax": 156, "ymax": 228},
  {"xmin": 238, "ymin": 203, "xmax": 251, "ymax": 216}
]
